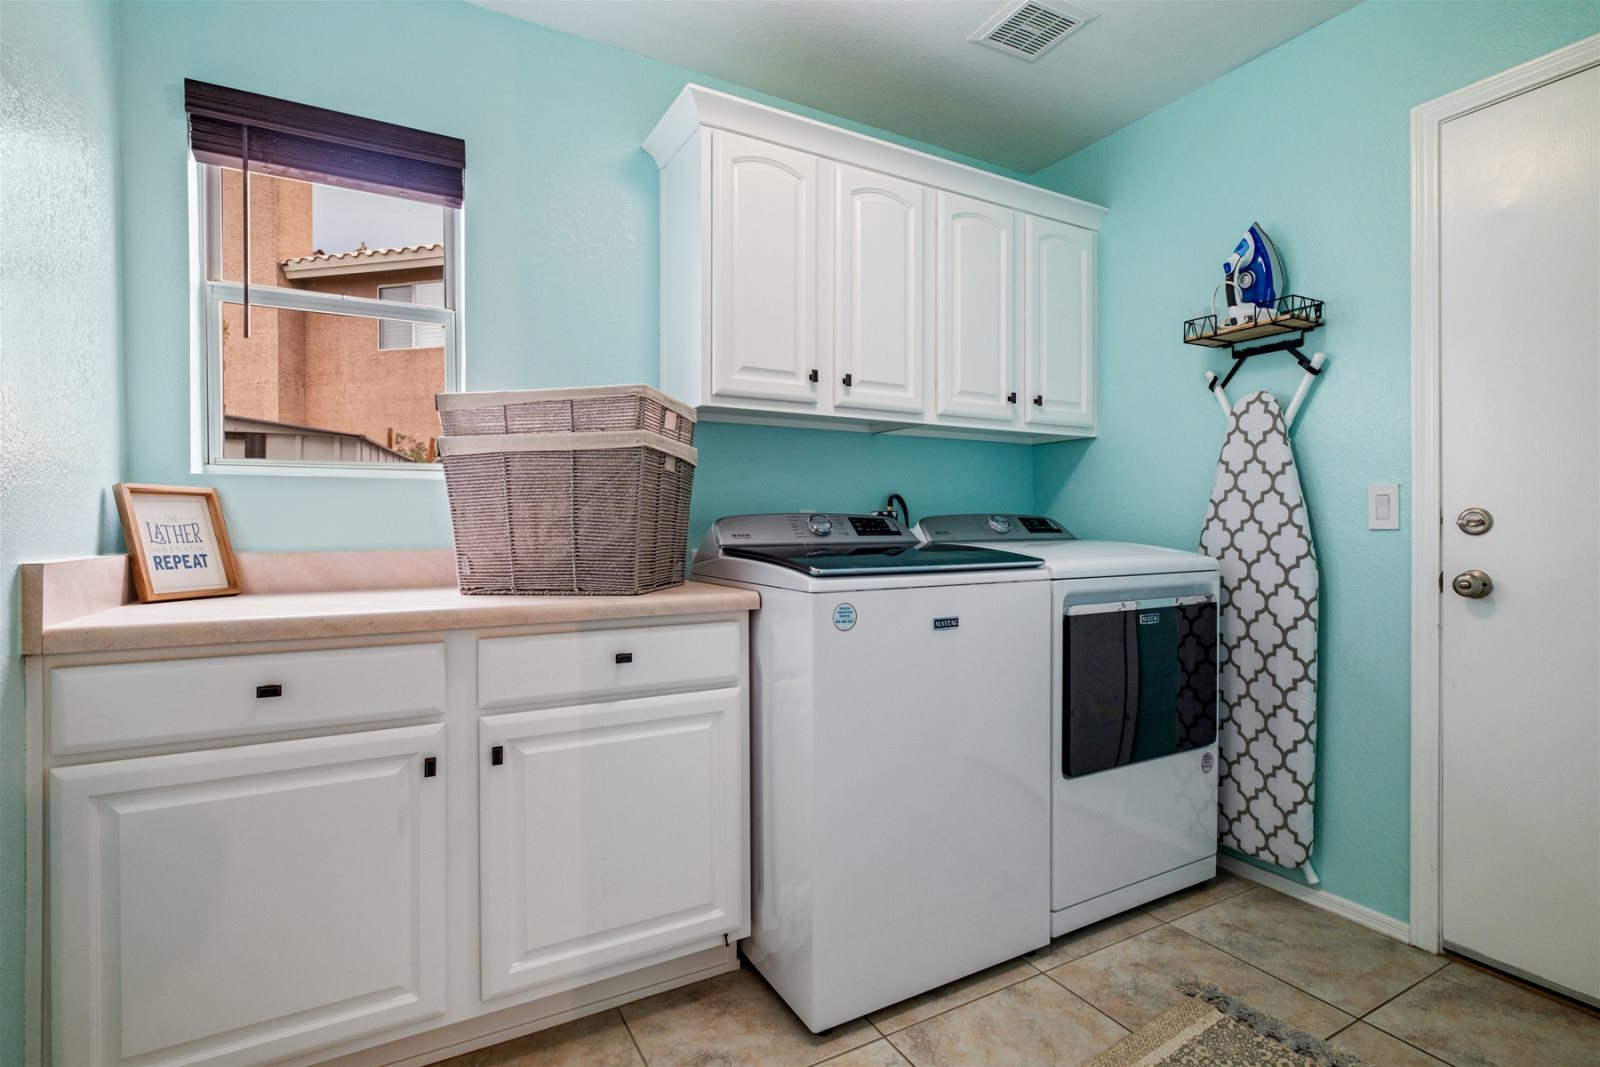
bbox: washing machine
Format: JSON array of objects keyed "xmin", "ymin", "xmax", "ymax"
[
  {"xmin": 693, "ymin": 513, "xmax": 1052, "ymax": 1031},
  {"xmin": 915, "ymin": 514, "xmax": 1221, "ymax": 937}
]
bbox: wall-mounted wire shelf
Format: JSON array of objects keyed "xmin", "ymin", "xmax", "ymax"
[
  {"xmin": 1183, "ymin": 294, "xmax": 1324, "ymax": 348},
  {"xmin": 1185, "ymin": 295, "xmax": 1326, "ymax": 393}
]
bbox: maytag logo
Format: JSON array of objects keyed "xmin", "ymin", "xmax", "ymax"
[{"xmin": 933, "ymin": 617, "xmax": 960, "ymax": 631}]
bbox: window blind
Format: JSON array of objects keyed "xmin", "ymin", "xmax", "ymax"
[{"xmin": 184, "ymin": 80, "xmax": 465, "ymax": 207}]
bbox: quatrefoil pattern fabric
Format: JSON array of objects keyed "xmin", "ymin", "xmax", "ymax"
[{"xmin": 1200, "ymin": 391, "xmax": 1319, "ymax": 870}]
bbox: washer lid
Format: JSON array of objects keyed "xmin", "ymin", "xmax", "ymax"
[{"xmin": 721, "ymin": 542, "xmax": 1044, "ymax": 577}]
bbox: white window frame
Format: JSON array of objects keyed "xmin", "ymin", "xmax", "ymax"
[{"xmin": 190, "ymin": 162, "xmax": 465, "ymax": 478}]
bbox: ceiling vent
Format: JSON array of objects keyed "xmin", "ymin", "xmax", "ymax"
[{"xmin": 969, "ymin": 1, "xmax": 1097, "ymax": 62}]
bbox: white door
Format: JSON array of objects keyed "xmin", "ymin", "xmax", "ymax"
[
  {"xmin": 832, "ymin": 165, "xmax": 927, "ymax": 416},
  {"xmin": 1023, "ymin": 216, "xmax": 1096, "ymax": 431},
  {"xmin": 935, "ymin": 191, "xmax": 1019, "ymax": 424},
  {"xmin": 49, "ymin": 724, "xmax": 447, "ymax": 1067},
  {"xmin": 479, "ymin": 690, "xmax": 746, "ymax": 1001},
  {"xmin": 711, "ymin": 131, "xmax": 820, "ymax": 405},
  {"xmin": 1438, "ymin": 61, "xmax": 1599, "ymax": 1002}
]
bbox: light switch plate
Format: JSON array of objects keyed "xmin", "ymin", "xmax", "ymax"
[{"xmin": 1368, "ymin": 484, "xmax": 1400, "ymax": 530}]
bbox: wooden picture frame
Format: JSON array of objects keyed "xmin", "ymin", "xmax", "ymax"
[{"xmin": 113, "ymin": 484, "xmax": 242, "ymax": 603}]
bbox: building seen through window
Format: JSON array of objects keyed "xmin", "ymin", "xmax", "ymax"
[{"xmin": 217, "ymin": 170, "xmax": 451, "ymax": 465}]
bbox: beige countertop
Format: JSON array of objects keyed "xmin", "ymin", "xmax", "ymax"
[{"xmin": 21, "ymin": 551, "xmax": 758, "ymax": 655}]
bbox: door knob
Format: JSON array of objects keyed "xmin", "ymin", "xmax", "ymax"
[
  {"xmin": 1451, "ymin": 569, "xmax": 1494, "ymax": 599},
  {"xmin": 1456, "ymin": 507, "xmax": 1493, "ymax": 535}
]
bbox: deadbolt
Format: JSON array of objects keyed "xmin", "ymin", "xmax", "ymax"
[
  {"xmin": 1456, "ymin": 507, "xmax": 1494, "ymax": 535},
  {"xmin": 1451, "ymin": 569, "xmax": 1494, "ymax": 599}
]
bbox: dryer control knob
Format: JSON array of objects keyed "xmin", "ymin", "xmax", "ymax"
[
  {"xmin": 807, "ymin": 514, "xmax": 833, "ymax": 536},
  {"xmin": 987, "ymin": 515, "xmax": 1013, "ymax": 534}
]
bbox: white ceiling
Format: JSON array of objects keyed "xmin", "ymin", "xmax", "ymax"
[{"xmin": 473, "ymin": 0, "xmax": 1356, "ymax": 173}]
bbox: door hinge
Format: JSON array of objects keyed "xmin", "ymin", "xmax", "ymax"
[
  {"xmin": 1439, "ymin": 571, "xmax": 1444, "ymax": 593},
  {"xmin": 491, "ymin": 745, "xmax": 504, "ymax": 767},
  {"xmin": 423, "ymin": 756, "xmax": 437, "ymax": 778}
]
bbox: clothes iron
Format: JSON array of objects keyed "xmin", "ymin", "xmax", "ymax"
[{"xmin": 1221, "ymin": 223, "xmax": 1284, "ymax": 326}]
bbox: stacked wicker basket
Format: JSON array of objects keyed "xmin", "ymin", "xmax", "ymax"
[{"xmin": 435, "ymin": 386, "xmax": 697, "ymax": 595}]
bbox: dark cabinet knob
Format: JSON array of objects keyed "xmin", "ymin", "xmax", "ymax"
[
  {"xmin": 808, "ymin": 369, "xmax": 819, "ymax": 383},
  {"xmin": 842, "ymin": 374, "xmax": 853, "ymax": 387},
  {"xmin": 615, "ymin": 652, "xmax": 633, "ymax": 664},
  {"xmin": 1033, "ymin": 395, "xmax": 1043, "ymax": 406},
  {"xmin": 1006, "ymin": 392, "xmax": 1017, "ymax": 404},
  {"xmin": 255, "ymin": 684, "xmax": 283, "ymax": 699}
]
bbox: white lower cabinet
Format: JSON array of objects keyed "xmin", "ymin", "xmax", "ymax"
[
  {"xmin": 35, "ymin": 616, "xmax": 751, "ymax": 1067},
  {"xmin": 48, "ymin": 723, "xmax": 447, "ymax": 1067},
  {"xmin": 478, "ymin": 689, "xmax": 747, "ymax": 1000}
]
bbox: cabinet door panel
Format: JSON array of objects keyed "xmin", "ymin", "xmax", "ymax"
[
  {"xmin": 833, "ymin": 166, "xmax": 926, "ymax": 415},
  {"xmin": 49, "ymin": 724, "xmax": 447, "ymax": 1067},
  {"xmin": 935, "ymin": 192, "xmax": 1019, "ymax": 424},
  {"xmin": 480, "ymin": 690, "xmax": 744, "ymax": 1000},
  {"xmin": 711, "ymin": 132, "xmax": 820, "ymax": 404},
  {"xmin": 1024, "ymin": 216, "xmax": 1096, "ymax": 430}
]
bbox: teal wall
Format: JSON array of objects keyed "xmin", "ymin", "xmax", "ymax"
[
  {"xmin": 1032, "ymin": 0, "xmax": 1599, "ymax": 919},
  {"xmin": 115, "ymin": 0, "xmax": 1038, "ymax": 552},
  {"xmin": 0, "ymin": 1, "xmax": 126, "ymax": 1058}
]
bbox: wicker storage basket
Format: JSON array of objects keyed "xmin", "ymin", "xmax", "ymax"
[
  {"xmin": 436, "ymin": 385, "xmax": 695, "ymax": 445},
  {"xmin": 437, "ymin": 429, "xmax": 697, "ymax": 596}
]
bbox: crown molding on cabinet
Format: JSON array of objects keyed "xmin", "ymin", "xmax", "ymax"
[{"xmin": 644, "ymin": 84, "xmax": 1108, "ymax": 231}]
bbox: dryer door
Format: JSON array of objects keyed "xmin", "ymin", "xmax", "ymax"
[{"xmin": 1063, "ymin": 598, "xmax": 1217, "ymax": 777}]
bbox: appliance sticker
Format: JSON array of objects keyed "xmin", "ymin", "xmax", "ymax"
[
  {"xmin": 1139, "ymin": 612, "xmax": 1161, "ymax": 625},
  {"xmin": 832, "ymin": 603, "xmax": 857, "ymax": 631},
  {"xmin": 1202, "ymin": 752, "xmax": 1215, "ymax": 773},
  {"xmin": 932, "ymin": 617, "xmax": 960, "ymax": 631}
]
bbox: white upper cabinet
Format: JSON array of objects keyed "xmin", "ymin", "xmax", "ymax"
[
  {"xmin": 711, "ymin": 132, "xmax": 821, "ymax": 405},
  {"xmin": 832, "ymin": 165, "xmax": 927, "ymax": 416},
  {"xmin": 646, "ymin": 84, "xmax": 1106, "ymax": 441},
  {"xmin": 936, "ymin": 192, "xmax": 1019, "ymax": 425},
  {"xmin": 1023, "ymin": 216, "xmax": 1097, "ymax": 431}
]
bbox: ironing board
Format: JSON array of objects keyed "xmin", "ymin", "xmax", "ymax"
[{"xmin": 1200, "ymin": 371, "xmax": 1321, "ymax": 877}]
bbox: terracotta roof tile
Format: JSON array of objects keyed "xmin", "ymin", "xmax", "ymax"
[{"xmin": 282, "ymin": 242, "xmax": 443, "ymax": 266}]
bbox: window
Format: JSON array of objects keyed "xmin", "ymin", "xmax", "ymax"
[
  {"xmin": 378, "ymin": 283, "xmax": 446, "ymax": 350},
  {"xmin": 187, "ymin": 81, "xmax": 466, "ymax": 470}
]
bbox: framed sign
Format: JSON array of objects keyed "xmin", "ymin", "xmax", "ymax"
[{"xmin": 114, "ymin": 484, "xmax": 241, "ymax": 603}]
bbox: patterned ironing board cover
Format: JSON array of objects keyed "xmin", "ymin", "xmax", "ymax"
[{"xmin": 1200, "ymin": 391, "xmax": 1319, "ymax": 870}]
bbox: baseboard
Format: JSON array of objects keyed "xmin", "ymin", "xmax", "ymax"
[{"xmin": 1217, "ymin": 857, "xmax": 1411, "ymax": 944}]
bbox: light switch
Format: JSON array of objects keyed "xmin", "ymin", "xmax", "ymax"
[{"xmin": 1369, "ymin": 484, "xmax": 1400, "ymax": 530}]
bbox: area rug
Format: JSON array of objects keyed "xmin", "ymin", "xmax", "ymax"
[{"xmin": 1084, "ymin": 983, "xmax": 1371, "ymax": 1067}]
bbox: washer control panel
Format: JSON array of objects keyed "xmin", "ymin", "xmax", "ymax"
[
  {"xmin": 915, "ymin": 513, "xmax": 1076, "ymax": 542},
  {"xmin": 706, "ymin": 512, "xmax": 916, "ymax": 548}
]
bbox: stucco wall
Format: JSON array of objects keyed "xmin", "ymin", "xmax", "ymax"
[{"xmin": 0, "ymin": 2, "xmax": 126, "ymax": 1058}]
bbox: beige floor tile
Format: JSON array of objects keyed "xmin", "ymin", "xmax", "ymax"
[
  {"xmin": 868, "ymin": 958, "xmax": 1037, "ymax": 1034},
  {"xmin": 1328, "ymin": 1021, "xmax": 1450, "ymax": 1067},
  {"xmin": 428, "ymin": 1009, "xmax": 643, "ymax": 1067},
  {"xmin": 1045, "ymin": 923, "xmax": 1353, "ymax": 1038},
  {"xmin": 886, "ymin": 974, "xmax": 1127, "ymax": 1067},
  {"xmin": 1366, "ymin": 962, "xmax": 1600, "ymax": 1067},
  {"xmin": 620, "ymin": 967, "xmax": 878, "ymax": 1067},
  {"xmin": 1026, "ymin": 910, "xmax": 1163, "ymax": 971},
  {"xmin": 1140, "ymin": 870, "xmax": 1253, "ymax": 922},
  {"xmin": 1171, "ymin": 887, "xmax": 1447, "ymax": 1015},
  {"xmin": 817, "ymin": 1039, "xmax": 913, "ymax": 1066}
]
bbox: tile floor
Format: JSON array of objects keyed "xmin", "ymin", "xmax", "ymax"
[{"xmin": 433, "ymin": 872, "xmax": 1600, "ymax": 1067}]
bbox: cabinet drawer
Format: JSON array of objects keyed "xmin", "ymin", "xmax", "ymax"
[
  {"xmin": 478, "ymin": 621, "xmax": 742, "ymax": 709},
  {"xmin": 49, "ymin": 643, "xmax": 447, "ymax": 756}
]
